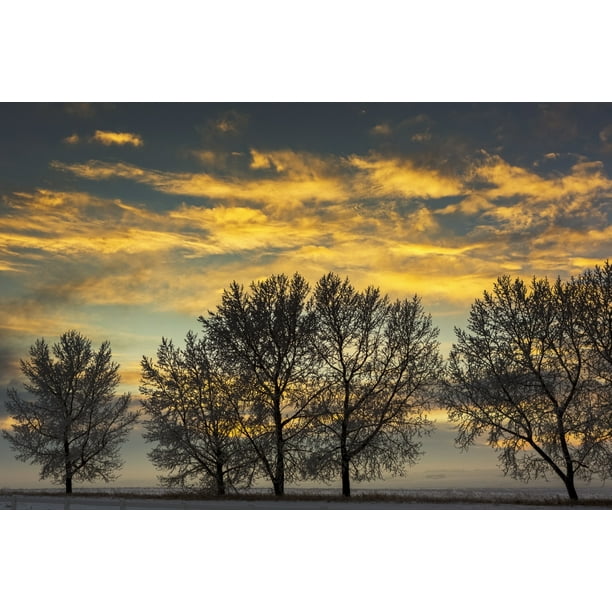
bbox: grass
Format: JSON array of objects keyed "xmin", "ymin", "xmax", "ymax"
[{"xmin": 2, "ymin": 487, "xmax": 612, "ymax": 507}]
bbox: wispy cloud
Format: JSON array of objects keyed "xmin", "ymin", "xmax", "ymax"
[
  {"xmin": 4, "ymin": 142, "xmax": 610, "ymax": 334},
  {"xmin": 92, "ymin": 130, "xmax": 143, "ymax": 147},
  {"xmin": 64, "ymin": 103, "xmax": 96, "ymax": 117},
  {"xmin": 347, "ymin": 154, "xmax": 463, "ymax": 199},
  {"xmin": 63, "ymin": 133, "xmax": 80, "ymax": 144},
  {"xmin": 370, "ymin": 123, "xmax": 392, "ymax": 136},
  {"xmin": 52, "ymin": 149, "xmax": 464, "ymax": 206},
  {"xmin": 197, "ymin": 109, "xmax": 249, "ymax": 144}
]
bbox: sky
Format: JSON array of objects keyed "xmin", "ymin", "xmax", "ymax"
[{"xmin": 1, "ymin": 102, "xmax": 612, "ymax": 492}]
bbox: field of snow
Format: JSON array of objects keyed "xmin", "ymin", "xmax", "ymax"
[
  {"xmin": 2, "ymin": 486, "xmax": 611, "ymax": 509},
  {"xmin": 2, "ymin": 487, "xmax": 609, "ymax": 612}
]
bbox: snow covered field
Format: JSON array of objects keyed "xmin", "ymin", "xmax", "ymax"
[
  {"xmin": 2, "ymin": 486, "xmax": 611, "ymax": 509},
  {"xmin": 2, "ymin": 487, "xmax": 609, "ymax": 612}
]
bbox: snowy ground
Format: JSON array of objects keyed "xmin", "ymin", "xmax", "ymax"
[{"xmin": 2, "ymin": 486, "xmax": 611, "ymax": 509}]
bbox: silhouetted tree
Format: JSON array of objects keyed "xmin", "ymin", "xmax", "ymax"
[
  {"xmin": 2, "ymin": 330, "xmax": 138, "ymax": 494},
  {"xmin": 200, "ymin": 273, "xmax": 321, "ymax": 496},
  {"xmin": 140, "ymin": 332, "xmax": 257, "ymax": 495},
  {"xmin": 306, "ymin": 274, "xmax": 439, "ymax": 496},
  {"xmin": 444, "ymin": 274, "xmax": 612, "ymax": 500},
  {"xmin": 572, "ymin": 260, "xmax": 612, "ymax": 384}
]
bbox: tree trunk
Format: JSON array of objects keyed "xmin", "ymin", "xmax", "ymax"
[
  {"xmin": 215, "ymin": 460, "xmax": 226, "ymax": 496},
  {"xmin": 273, "ymin": 395, "xmax": 285, "ymax": 496},
  {"xmin": 272, "ymin": 477, "xmax": 284, "ymax": 496},
  {"xmin": 563, "ymin": 475, "xmax": 579, "ymax": 501},
  {"xmin": 340, "ymin": 412, "xmax": 351, "ymax": 497},
  {"xmin": 64, "ymin": 438, "xmax": 73, "ymax": 495},
  {"xmin": 341, "ymin": 459, "xmax": 351, "ymax": 497}
]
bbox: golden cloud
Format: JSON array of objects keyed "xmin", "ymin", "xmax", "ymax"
[
  {"xmin": 52, "ymin": 157, "xmax": 350, "ymax": 210},
  {"xmin": 7, "ymin": 145, "xmax": 611, "ymax": 332},
  {"xmin": 191, "ymin": 150, "xmax": 243, "ymax": 168},
  {"xmin": 92, "ymin": 130, "xmax": 144, "ymax": 147},
  {"xmin": 0, "ymin": 415, "xmax": 17, "ymax": 431},
  {"xmin": 53, "ymin": 149, "xmax": 467, "ymax": 209},
  {"xmin": 471, "ymin": 154, "xmax": 612, "ymax": 202},
  {"xmin": 437, "ymin": 194, "xmax": 493, "ymax": 216},
  {"xmin": 63, "ymin": 133, "xmax": 80, "ymax": 144},
  {"xmin": 347, "ymin": 154, "xmax": 463, "ymax": 199}
]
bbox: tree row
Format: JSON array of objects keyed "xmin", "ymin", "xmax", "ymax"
[{"xmin": 4, "ymin": 262, "xmax": 611, "ymax": 499}]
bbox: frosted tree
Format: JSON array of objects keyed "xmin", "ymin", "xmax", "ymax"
[
  {"xmin": 140, "ymin": 332, "xmax": 257, "ymax": 495},
  {"xmin": 444, "ymin": 274, "xmax": 612, "ymax": 500},
  {"xmin": 3, "ymin": 330, "xmax": 139, "ymax": 494},
  {"xmin": 306, "ymin": 273, "xmax": 439, "ymax": 497},
  {"xmin": 572, "ymin": 260, "xmax": 612, "ymax": 384},
  {"xmin": 200, "ymin": 273, "xmax": 321, "ymax": 496}
]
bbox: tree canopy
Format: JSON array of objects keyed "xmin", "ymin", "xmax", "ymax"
[
  {"xmin": 306, "ymin": 273, "xmax": 440, "ymax": 496},
  {"xmin": 443, "ymin": 273, "xmax": 612, "ymax": 500},
  {"xmin": 140, "ymin": 332, "xmax": 257, "ymax": 495},
  {"xmin": 199, "ymin": 273, "xmax": 321, "ymax": 496},
  {"xmin": 3, "ymin": 330, "xmax": 139, "ymax": 494}
]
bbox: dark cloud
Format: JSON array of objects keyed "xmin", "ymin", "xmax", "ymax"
[
  {"xmin": 599, "ymin": 124, "xmax": 612, "ymax": 152},
  {"xmin": 0, "ymin": 330, "xmax": 25, "ymax": 391},
  {"xmin": 63, "ymin": 103, "xmax": 116, "ymax": 118},
  {"xmin": 196, "ymin": 109, "xmax": 250, "ymax": 149}
]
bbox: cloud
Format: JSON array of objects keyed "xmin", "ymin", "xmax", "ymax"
[
  {"xmin": 63, "ymin": 133, "xmax": 80, "ymax": 144},
  {"xmin": 369, "ymin": 114, "xmax": 433, "ymax": 142},
  {"xmin": 11, "ymin": 144, "xmax": 610, "ymax": 327},
  {"xmin": 0, "ymin": 415, "xmax": 16, "ymax": 431},
  {"xmin": 52, "ymin": 149, "xmax": 466, "ymax": 208},
  {"xmin": 191, "ymin": 150, "xmax": 244, "ymax": 169},
  {"xmin": 92, "ymin": 130, "xmax": 143, "ymax": 147},
  {"xmin": 51, "ymin": 155, "xmax": 350, "ymax": 210},
  {"xmin": 0, "ymin": 182, "xmax": 503, "ymax": 319},
  {"xmin": 599, "ymin": 124, "xmax": 612, "ymax": 152},
  {"xmin": 64, "ymin": 103, "xmax": 96, "ymax": 117},
  {"xmin": 599, "ymin": 125, "xmax": 612, "ymax": 143},
  {"xmin": 214, "ymin": 110, "xmax": 248, "ymax": 134},
  {"xmin": 469, "ymin": 153, "xmax": 612, "ymax": 203},
  {"xmin": 347, "ymin": 154, "xmax": 463, "ymax": 199},
  {"xmin": 197, "ymin": 110, "xmax": 249, "ymax": 144},
  {"xmin": 411, "ymin": 131, "xmax": 432, "ymax": 143},
  {"xmin": 436, "ymin": 194, "xmax": 493, "ymax": 216},
  {"xmin": 370, "ymin": 123, "xmax": 392, "ymax": 136}
]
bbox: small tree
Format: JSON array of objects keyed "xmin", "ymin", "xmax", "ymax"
[
  {"xmin": 140, "ymin": 332, "xmax": 257, "ymax": 495},
  {"xmin": 444, "ymin": 274, "xmax": 612, "ymax": 500},
  {"xmin": 3, "ymin": 330, "xmax": 139, "ymax": 494},
  {"xmin": 307, "ymin": 273, "xmax": 439, "ymax": 496},
  {"xmin": 200, "ymin": 273, "xmax": 320, "ymax": 496}
]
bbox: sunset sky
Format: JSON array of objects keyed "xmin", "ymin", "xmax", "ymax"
[{"xmin": 2, "ymin": 102, "xmax": 612, "ymax": 491}]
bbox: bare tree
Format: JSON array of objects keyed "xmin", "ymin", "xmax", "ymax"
[
  {"xmin": 2, "ymin": 330, "xmax": 139, "ymax": 494},
  {"xmin": 444, "ymin": 274, "xmax": 612, "ymax": 500},
  {"xmin": 307, "ymin": 273, "xmax": 439, "ymax": 497},
  {"xmin": 572, "ymin": 260, "xmax": 612, "ymax": 384},
  {"xmin": 140, "ymin": 332, "xmax": 257, "ymax": 495},
  {"xmin": 199, "ymin": 273, "xmax": 320, "ymax": 496}
]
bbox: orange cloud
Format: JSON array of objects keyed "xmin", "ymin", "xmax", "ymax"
[
  {"xmin": 10, "ymin": 145, "xmax": 610, "ymax": 327},
  {"xmin": 52, "ymin": 149, "xmax": 466, "ymax": 208},
  {"xmin": 63, "ymin": 133, "xmax": 80, "ymax": 144},
  {"xmin": 471, "ymin": 154, "xmax": 612, "ymax": 202},
  {"xmin": 92, "ymin": 130, "xmax": 143, "ymax": 147},
  {"xmin": 0, "ymin": 415, "xmax": 17, "ymax": 431},
  {"xmin": 52, "ymin": 157, "xmax": 350, "ymax": 210},
  {"xmin": 347, "ymin": 154, "xmax": 463, "ymax": 199}
]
